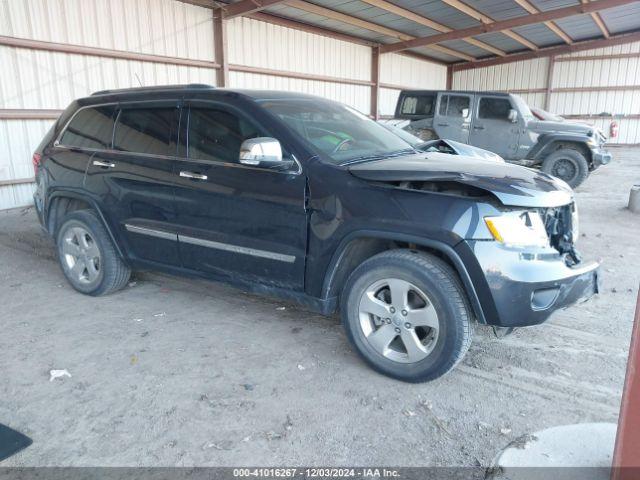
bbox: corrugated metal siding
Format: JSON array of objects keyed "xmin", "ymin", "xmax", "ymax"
[
  {"xmin": 452, "ymin": 58, "xmax": 549, "ymax": 93},
  {"xmin": 0, "ymin": 0, "xmax": 215, "ymax": 61},
  {"xmin": 227, "ymin": 16, "xmax": 372, "ymax": 80},
  {"xmin": 380, "ymin": 53, "xmax": 447, "ymax": 88},
  {"xmin": 379, "ymin": 53, "xmax": 447, "ymax": 116},
  {"xmin": 0, "ymin": 119, "xmax": 55, "ymax": 208},
  {"xmin": 230, "ymin": 71, "xmax": 372, "ymax": 113}
]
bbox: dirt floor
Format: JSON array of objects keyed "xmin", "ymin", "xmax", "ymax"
[{"xmin": 0, "ymin": 146, "xmax": 638, "ymax": 467}]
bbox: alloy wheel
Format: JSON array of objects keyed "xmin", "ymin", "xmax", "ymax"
[
  {"xmin": 358, "ymin": 278, "xmax": 439, "ymax": 364},
  {"xmin": 61, "ymin": 226, "xmax": 101, "ymax": 284}
]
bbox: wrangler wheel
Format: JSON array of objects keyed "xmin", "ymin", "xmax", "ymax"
[
  {"xmin": 341, "ymin": 249, "xmax": 473, "ymax": 382},
  {"xmin": 542, "ymin": 148, "xmax": 589, "ymax": 188}
]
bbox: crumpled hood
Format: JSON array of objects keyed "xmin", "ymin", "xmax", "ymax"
[
  {"xmin": 530, "ymin": 119, "xmax": 591, "ymax": 135},
  {"xmin": 348, "ymin": 152, "xmax": 573, "ymax": 208}
]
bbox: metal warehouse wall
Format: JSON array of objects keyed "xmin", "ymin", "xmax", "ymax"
[
  {"xmin": 379, "ymin": 53, "xmax": 448, "ymax": 116},
  {"xmin": 0, "ymin": 0, "xmax": 446, "ymax": 210},
  {"xmin": 452, "ymin": 41, "xmax": 640, "ymax": 146}
]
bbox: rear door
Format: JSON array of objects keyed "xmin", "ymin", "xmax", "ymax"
[
  {"xmin": 469, "ymin": 95, "xmax": 519, "ymax": 158},
  {"xmin": 172, "ymin": 99, "xmax": 307, "ymax": 289},
  {"xmin": 84, "ymin": 101, "xmax": 181, "ymax": 266},
  {"xmin": 433, "ymin": 93, "xmax": 472, "ymax": 143}
]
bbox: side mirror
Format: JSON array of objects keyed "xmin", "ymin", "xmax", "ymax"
[
  {"xmin": 508, "ymin": 109, "xmax": 518, "ymax": 123},
  {"xmin": 239, "ymin": 137, "xmax": 293, "ymax": 170}
]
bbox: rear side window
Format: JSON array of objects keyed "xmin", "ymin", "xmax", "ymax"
[
  {"xmin": 187, "ymin": 107, "xmax": 262, "ymax": 163},
  {"xmin": 59, "ymin": 106, "xmax": 116, "ymax": 149},
  {"xmin": 478, "ymin": 97, "xmax": 512, "ymax": 120},
  {"xmin": 114, "ymin": 107, "xmax": 178, "ymax": 156},
  {"xmin": 399, "ymin": 94, "xmax": 436, "ymax": 117},
  {"xmin": 438, "ymin": 95, "xmax": 470, "ymax": 118}
]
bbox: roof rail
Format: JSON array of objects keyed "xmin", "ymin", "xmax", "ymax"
[{"xmin": 91, "ymin": 84, "xmax": 215, "ymax": 96}]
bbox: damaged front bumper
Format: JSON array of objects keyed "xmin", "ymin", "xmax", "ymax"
[{"xmin": 459, "ymin": 240, "xmax": 600, "ymax": 327}]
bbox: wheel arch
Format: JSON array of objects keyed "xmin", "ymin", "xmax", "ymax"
[
  {"xmin": 528, "ymin": 134, "xmax": 593, "ymax": 167},
  {"xmin": 46, "ymin": 190, "xmax": 126, "ymax": 261},
  {"xmin": 321, "ymin": 230, "xmax": 487, "ymax": 324}
]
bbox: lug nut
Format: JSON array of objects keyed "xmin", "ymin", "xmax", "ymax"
[
  {"xmin": 405, "ymin": 322, "xmax": 411, "ymax": 329},
  {"xmin": 390, "ymin": 307, "xmax": 396, "ymax": 314},
  {"xmin": 385, "ymin": 318, "xmax": 391, "ymax": 324},
  {"xmin": 401, "ymin": 309, "xmax": 407, "ymax": 316},
  {"xmin": 394, "ymin": 327, "xmax": 401, "ymax": 333}
]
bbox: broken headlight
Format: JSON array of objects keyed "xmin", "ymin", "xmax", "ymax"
[{"xmin": 484, "ymin": 211, "xmax": 549, "ymax": 248}]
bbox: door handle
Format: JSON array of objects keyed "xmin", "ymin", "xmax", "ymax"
[
  {"xmin": 473, "ymin": 125, "xmax": 485, "ymax": 130},
  {"xmin": 92, "ymin": 160, "xmax": 115, "ymax": 168},
  {"xmin": 179, "ymin": 171, "xmax": 208, "ymax": 180},
  {"xmin": 437, "ymin": 123, "xmax": 449, "ymax": 127}
]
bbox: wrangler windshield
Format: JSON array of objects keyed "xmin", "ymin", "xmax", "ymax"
[{"xmin": 259, "ymin": 98, "xmax": 414, "ymax": 164}]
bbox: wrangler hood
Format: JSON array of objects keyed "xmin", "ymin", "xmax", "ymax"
[
  {"xmin": 348, "ymin": 152, "xmax": 573, "ymax": 208},
  {"xmin": 529, "ymin": 119, "xmax": 592, "ymax": 136}
]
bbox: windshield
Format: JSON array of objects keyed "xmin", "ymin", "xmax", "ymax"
[
  {"xmin": 259, "ymin": 98, "xmax": 414, "ymax": 164},
  {"xmin": 511, "ymin": 94, "xmax": 535, "ymax": 121}
]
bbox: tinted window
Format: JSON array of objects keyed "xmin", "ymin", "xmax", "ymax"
[
  {"xmin": 60, "ymin": 106, "xmax": 116, "ymax": 149},
  {"xmin": 261, "ymin": 98, "xmax": 412, "ymax": 164},
  {"xmin": 187, "ymin": 107, "xmax": 262, "ymax": 163},
  {"xmin": 114, "ymin": 107, "xmax": 178, "ymax": 156},
  {"xmin": 478, "ymin": 98, "xmax": 512, "ymax": 120},
  {"xmin": 438, "ymin": 95, "xmax": 470, "ymax": 118},
  {"xmin": 400, "ymin": 94, "xmax": 436, "ymax": 117}
]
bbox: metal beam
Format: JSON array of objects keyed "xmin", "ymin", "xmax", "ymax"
[
  {"xmin": 544, "ymin": 56, "xmax": 555, "ymax": 110},
  {"xmin": 229, "ymin": 64, "xmax": 374, "ymax": 86},
  {"xmin": 512, "ymin": 0, "xmax": 574, "ymax": 44},
  {"xmin": 285, "ymin": 0, "xmax": 475, "ymax": 60},
  {"xmin": 223, "ymin": 0, "xmax": 288, "ymax": 19},
  {"xmin": 0, "ymin": 109, "xmax": 63, "ymax": 120},
  {"xmin": 213, "ymin": 9, "xmax": 229, "ymax": 86},
  {"xmin": 451, "ymin": 30, "xmax": 640, "ymax": 70},
  {"xmin": 0, "ymin": 35, "xmax": 220, "ymax": 69},
  {"xmin": 581, "ymin": 0, "xmax": 611, "ymax": 38},
  {"xmin": 441, "ymin": 0, "xmax": 536, "ymax": 51},
  {"xmin": 360, "ymin": 0, "xmax": 505, "ymax": 56},
  {"xmin": 371, "ymin": 46, "xmax": 381, "ymax": 119},
  {"xmin": 249, "ymin": 12, "xmax": 378, "ymax": 46},
  {"xmin": 381, "ymin": 0, "xmax": 636, "ymax": 54}
]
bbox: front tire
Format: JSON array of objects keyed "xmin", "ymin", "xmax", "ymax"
[
  {"xmin": 56, "ymin": 210, "xmax": 131, "ymax": 296},
  {"xmin": 541, "ymin": 148, "xmax": 589, "ymax": 188},
  {"xmin": 341, "ymin": 249, "xmax": 472, "ymax": 383}
]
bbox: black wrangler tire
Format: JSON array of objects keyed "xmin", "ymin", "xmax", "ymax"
[{"xmin": 541, "ymin": 148, "xmax": 589, "ymax": 188}]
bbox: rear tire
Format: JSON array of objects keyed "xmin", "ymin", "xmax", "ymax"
[
  {"xmin": 56, "ymin": 210, "xmax": 130, "ymax": 296},
  {"xmin": 541, "ymin": 148, "xmax": 589, "ymax": 188},
  {"xmin": 341, "ymin": 249, "xmax": 473, "ymax": 383}
]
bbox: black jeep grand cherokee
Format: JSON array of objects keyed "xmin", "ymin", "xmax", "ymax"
[{"xmin": 33, "ymin": 85, "xmax": 599, "ymax": 382}]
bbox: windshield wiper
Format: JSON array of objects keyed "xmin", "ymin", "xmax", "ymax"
[{"xmin": 341, "ymin": 148, "xmax": 417, "ymax": 166}]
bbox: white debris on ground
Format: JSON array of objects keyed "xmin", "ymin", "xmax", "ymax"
[{"xmin": 49, "ymin": 369, "xmax": 71, "ymax": 382}]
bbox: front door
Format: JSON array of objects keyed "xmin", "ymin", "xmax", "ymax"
[
  {"xmin": 433, "ymin": 93, "xmax": 472, "ymax": 143},
  {"xmin": 172, "ymin": 100, "xmax": 307, "ymax": 290},
  {"xmin": 84, "ymin": 101, "xmax": 181, "ymax": 266},
  {"xmin": 469, "ymin": 95, "xmax": 520, "ymax": 159}
]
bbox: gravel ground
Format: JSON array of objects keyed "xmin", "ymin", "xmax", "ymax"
[{"xmin": 0, "ymin": 146, "xmax": 638, "ymax": 467}]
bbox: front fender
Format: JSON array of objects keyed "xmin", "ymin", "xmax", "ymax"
[
  {"xmin": 321, "ymin": 229, "xmax": 489, "ymax": 324},
  {"xmin": 527, "ymin": 133, "xmax": 591, "ymax": 161}
]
